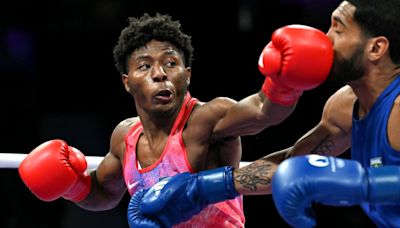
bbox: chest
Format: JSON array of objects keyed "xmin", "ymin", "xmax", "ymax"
[
  {"xmin": 134, "ymin": 130, "xmax": 207, "ymax": 170},
  {"xmin": 135, "ymin": 131, "xmax": 241, "ymax": 171}
]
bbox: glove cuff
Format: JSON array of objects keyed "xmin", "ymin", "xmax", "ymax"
[
  {"xmin": 262, "ymin": 77, "xmax": 303, "ymax": 106},
  {"xmin": 63, "ymin": 171, "xmax": 92, "ymax": 202},
  {"xmin": 198, "ymin": 166, "xmax": 239, "ymax": 204},
  {"xmin": 367, "ymin": 166, "xmax": 400, "ymax": 204}
]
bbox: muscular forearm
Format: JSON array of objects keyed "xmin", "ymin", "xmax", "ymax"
[
  {"xmin": 233, "ymin": 148, "xmax": 289, "ymax": 195},
  {"xmin": 259, "ymin": 92, "xmax": 296, "ymax": 126},
  {"xmin": 76, "ymin": 170, "xmax": 126, "ymax": 211},
  {"xmin": 220, "ymin": 93, "xmax": 296, "ymax": 137}
]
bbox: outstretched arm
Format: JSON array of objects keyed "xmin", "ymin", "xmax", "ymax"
[
  {"xmin": 233, "ymin": 148, "xmax": 288, "ymax": 195},
  {"xmin": 207, "ymin": 25, "xmax": 333, "ymax": 140}
]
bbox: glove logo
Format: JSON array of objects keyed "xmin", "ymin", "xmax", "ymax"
[
  {"xmin": 127, "ymin": 180, "xmax": 141, "ymax": 191},
  {"xmin": 152, "ymin": 178, "xmax": 170, "ymax": 196},
  {"xmin": 307, "ymin": 155, "xmax": 329, "ymax": 168}
]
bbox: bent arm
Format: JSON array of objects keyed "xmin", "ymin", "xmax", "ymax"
[
  {"xmin": 231, "ymin": 122, "xmax": 349, "ymax": 196},
  {"xmin": 233, "ymin": 86, "xmax": 356, "ymax": 195},
  {"xmin": 287, "ymin": 86, "xmax": 355, "ymax": 157},
  {"xmin": 77, "ymin": 152, "xmax": 126, "ymax": 211},
  {"xmin": 76, "ymin": 120, "xmax": 132, "ymax": 211}
]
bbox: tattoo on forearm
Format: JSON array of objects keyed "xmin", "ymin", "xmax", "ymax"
[
  {"xmin": 234, "ymin": 159, "xmax": 274, "ymax": 192},
  {"xmin": 311, "ymin": 137, "xmax": 335, "ymax": 156}
]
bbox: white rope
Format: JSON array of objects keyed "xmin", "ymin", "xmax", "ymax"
[
  {"xmin": 239, "ymin": 161, "xmax": 251, "ymax": 168},
  {"xmin": 0, "ymin": 153, "xmax": 28, "ymax": 169},
  {"xmin": 0, "ymin": 153, "xmax": 251, "ymax": 169}
]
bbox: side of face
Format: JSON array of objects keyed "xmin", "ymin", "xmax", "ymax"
[
  {"xmin": 326, "ymin": 1, "xmax": 367, "ymax": 83},
  {"xmin": 121, "ymin": 40, "xmax": 191, "ymax": 115}
]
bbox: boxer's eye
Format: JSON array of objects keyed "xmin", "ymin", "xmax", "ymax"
[
  {"xmin": 335, "ymin": 30, "xmax": 342, "ymax": 34},
  {"xmin": 138, "ymin": 64, "xmax": 150, "ymax": 71},
  {"xmin": 166, "ymin": 61, "xmax": 177, "ymax": 67}
]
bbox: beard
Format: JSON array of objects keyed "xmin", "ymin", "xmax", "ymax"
[{"xmin": 328, "ymin": 45, "xmax": 366, "ymax": 85}]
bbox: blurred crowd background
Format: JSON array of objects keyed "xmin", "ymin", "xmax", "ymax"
[{"xmin": 1, "ymin": 0, "xmax": 375, "ymax": 227}]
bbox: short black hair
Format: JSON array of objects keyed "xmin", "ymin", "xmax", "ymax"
[
  {"xmin": 113, "ymin": 13, "xmax": 194, "ymax": 75},
  {"xmin": 347, "ymin": 0, "xmax": 400, "ymax": 64}
]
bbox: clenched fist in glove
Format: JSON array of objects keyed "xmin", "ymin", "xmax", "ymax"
[
  {"xmin": 258, "ymin": 25, "xmax": 333, "ymax": 106},
  {"xmin": 19, "ymin": 139, "xmax": 91, "ymax": 202},
  {"xmin": 127, "ymin": 166, "xmax": 238, "ymax": 227}
]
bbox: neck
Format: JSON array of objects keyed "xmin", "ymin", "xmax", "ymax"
[
  {"xmin": 348, "ymin": 66, "xmax": 400, "ymax": 117},
  {"xmin": 136, "ymin": 103, "xmax": 183, "ymax": 144}
]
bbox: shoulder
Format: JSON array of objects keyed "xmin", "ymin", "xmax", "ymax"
[
  {"xmin": 322, "ymin": 85, "xmax": 355, "ymax": 132},
  {"xmin": 323, "ymin": 85, "xmax": 356, "ymax": 115},
  {"xmin": 187, "ymin": 97, "xmax": 237, "ymax": 129},
  {"xmin": 325, "ymin": 85, "xmax": 356, "ymax": 107},
  {"xmin": 388, "ymin": 95, "xmax": 400, "ymax": 150},
  {"xmin": 193, "ymin": 97, "xmax": 237, "ymax": 118},
  {"xmin": 114, "ymin": 117, "xmax": 140, "ymax": 131},
  {"xmin": 109, "ymin": 117, "xmax": 140, "ymax": 158},
  {"xmin": 111, "ymin": 117, "xmax": 140, "ymax": 141},
  {"xmin": 184, "ymin": 97, "xmax": 237, "ymax": 142}
]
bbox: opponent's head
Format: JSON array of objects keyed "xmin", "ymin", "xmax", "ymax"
[
  {"xmin": 327, "ymin": 0, "xmax": 400, "ymax": 83},
  {"xmin": 348, "ymin": 0, "xmax": 400, "ymax": 64},
  {"xmin": 113, "ymin": 13, "xmax": 194, "ymax": 116}
]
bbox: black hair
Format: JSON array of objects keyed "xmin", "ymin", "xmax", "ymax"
[
  {"xmin": 347, "ymin": 0, "xmax": 400, "ymax": 64},
  {"xmin": 113, "ymin": 13, "xmax": 194, "ymax": 75}
]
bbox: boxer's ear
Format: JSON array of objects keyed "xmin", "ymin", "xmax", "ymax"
[
  {"xmin": 367, "ymin": 36, "xmax": 389, "ymax": 62},
  {"xmin": 185, "ymin": 67, "xmax": 191, "ymax": 86},
  {"xmin": 122, "ymin": 74, "xmax": 132, "ymax": 93}
]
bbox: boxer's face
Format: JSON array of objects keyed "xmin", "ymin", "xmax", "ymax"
[
  {"xmin": 122, "ymin": 40, "xmax": 191, "ymax": 115},
  {"xmin": 327, "ymin": 1, "xmax": 367, "ymax": 84}
]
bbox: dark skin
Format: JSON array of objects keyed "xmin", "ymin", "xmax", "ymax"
[
  {"xmin": 233, "ymin": 85, "xmax": 355, "ymax": 195},
  {"xmin": 79, "ymin": 1, "xmax": 400, "ymax": 208},
  {"xmin": 76, "ymin": 40, "xmax": 295, "ymax": 210},
  {"xmin": 232, "ymin": 0, "xmax": 400, "ymax": 196}
]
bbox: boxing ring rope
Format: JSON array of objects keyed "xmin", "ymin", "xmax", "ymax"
[{"xmin": 0, "ymin": 153, "xmax": 251, "ymax": 169}]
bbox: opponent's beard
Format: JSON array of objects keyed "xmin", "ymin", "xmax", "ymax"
[{"xmin": 330, "ymin": 46, "xmax": 366, "ymax": 85}]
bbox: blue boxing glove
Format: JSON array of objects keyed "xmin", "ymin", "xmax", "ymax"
[
  {"xmin": 272, "ymin": 155, "xmax": 400, "ymax": 228},
  {"xmin": 127, "ymin": 166, "xmax": 238, "ymax": 228},
  {"xmin": 127, "ymin": 189, "xmax": 162, "ymax": 228}
]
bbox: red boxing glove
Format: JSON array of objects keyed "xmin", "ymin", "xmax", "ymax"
[
  {"xmin": 258, "ymin": 25, "xmax": 333, "ymax": 106},
  {"xmin": 19, "ymin": 139, "xmax": 91, "ymax": 202}
]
